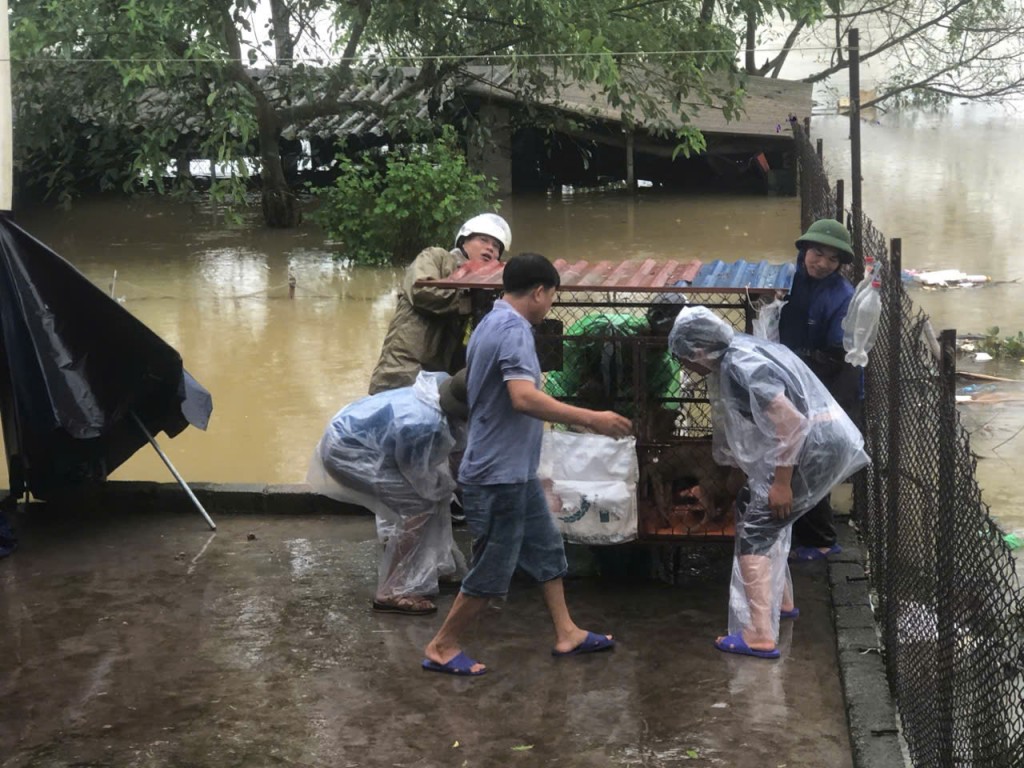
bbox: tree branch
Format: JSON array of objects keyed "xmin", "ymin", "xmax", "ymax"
[{"xmin": 803, "ymin": 0, "xmax": 975, "ymax": 83}]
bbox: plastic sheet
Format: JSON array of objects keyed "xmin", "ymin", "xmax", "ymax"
[
  {"xmin": 0, "ymin": 217, "xmax": 212, "ymax": 499},
  {"xmin": 751, "ymin": 297, "xmax": 787, "ymax": 343},
  {"xmin": 306, "ymin": 372, "xmax": 463, "ymax": 598}
]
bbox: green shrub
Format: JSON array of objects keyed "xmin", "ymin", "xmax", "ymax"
[
  {"xmin": 311, "ymin": 127, "xmax": 498, "ymax": 266},
  {"xmin": 976, "ymin": 327, "xmax": 1024, "ymax": 360}
]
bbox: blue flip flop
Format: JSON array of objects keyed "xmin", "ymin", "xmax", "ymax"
[
  {"xmin": 789, "ymin": 544, "xmax": 842, "ymax": 562},
  {"xmin": 552, "ymin": 631, "xmax": 615, "ymax": 657},
  {"xmin": 714, "ymin": 633, "xmax": 780, "ymax": 659},
  {"xmin": 421, "ymin": 651, "xmax": 487, "ymax": 676},
  {"xmin": 780, "ymin": 606, "xmax": 800, "ymax": 619}
]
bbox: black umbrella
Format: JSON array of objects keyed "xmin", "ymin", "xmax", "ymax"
[{"xmin": 0, "ymin": 215, "xmax": 214, "ymax": 526}]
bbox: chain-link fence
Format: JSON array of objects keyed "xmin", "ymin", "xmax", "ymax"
[{"xmin": 796, "ymin": 122, "xmax": 1024, "ymax": 767}]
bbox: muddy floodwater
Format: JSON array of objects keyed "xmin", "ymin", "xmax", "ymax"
[{"xmin": 6, "ymin": 106, "xmax": 1024, "ymax": 535}]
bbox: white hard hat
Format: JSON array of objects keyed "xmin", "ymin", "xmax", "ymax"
[{"xmin": 455, "ymin": 213, "xmax": 511, "ymax": 254}]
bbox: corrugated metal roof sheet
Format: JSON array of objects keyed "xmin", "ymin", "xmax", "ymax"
[
  {"xmin": 285, "ymin": 65, "xmax": 811, "ymax": 142},
  {"xmin": 461, "ymin": 68, "xmax": 812, "ymax": 140},
  {"xmin": 691, "ymin": 260, "xmax": 796, "ymax": 290},
  {"xmin": 424, "ymin": 258, "xmax": 794, "ymax": 293}
]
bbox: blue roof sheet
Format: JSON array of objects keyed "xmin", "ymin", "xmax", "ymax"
[{"xmin": 689, "ymin": 260, "xmax": 796, "ymax": 291}]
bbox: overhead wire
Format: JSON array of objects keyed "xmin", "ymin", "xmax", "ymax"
[{"xmin": 3, "ymin": 44, "xmax": 850, "ymax": 66}]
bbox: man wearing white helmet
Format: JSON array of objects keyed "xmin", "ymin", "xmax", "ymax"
[{"xmin": 369, "ymin": 213, "xmax": 511, "ymax": 394}]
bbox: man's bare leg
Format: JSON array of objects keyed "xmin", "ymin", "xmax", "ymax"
[
  {"xmin": 781, "ymin": 564, "xmax": 795, "ymax": 614},
  {"xmin": 730, "ymin": 554, "xmax": 776, "ymax": 650},
  {"xmin": 423, "ymin": 592, "xmax": 489, "ymax": 673},
  {"xmin": 542, "ymin": 578, "xmax": 612, "ymax": 654},
  {"xmin": 377, "ymin": 512, "xmax": 434, "ymax": 608}
]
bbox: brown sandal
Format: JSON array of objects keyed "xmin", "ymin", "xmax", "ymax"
[{"xmin": 372, "ymin": 596, "xmax": 437, "ymax": 616}]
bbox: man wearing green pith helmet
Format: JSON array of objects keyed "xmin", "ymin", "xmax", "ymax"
[{"xmin": 778, "ymin": 218, "xmax": 862, "ymax": 563}]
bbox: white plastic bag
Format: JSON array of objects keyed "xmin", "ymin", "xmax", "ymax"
[
  {"xmin": 752, "ymin": 297, "xmax": 787, "ymax": 343},
  {"xmin": 537, "ymin": 432, "xmax": 639, "ymax": 545}
]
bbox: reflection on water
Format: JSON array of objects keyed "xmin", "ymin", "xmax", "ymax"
[{"xmin": 6, "ymin": 105, "xmax": 1024, "ymax": 534}]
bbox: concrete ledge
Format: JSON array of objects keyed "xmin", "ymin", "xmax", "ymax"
[
  {"xmin": 831, "ymin": 516, "xmax": 909, "ymax": 768},
  {"xmin": 15, "ymin": 480, "xmax": 373, "ymax": 518}
]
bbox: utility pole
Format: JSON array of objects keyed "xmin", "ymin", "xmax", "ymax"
[{"xmin": 849, "ymin": 28, "xmax": 864, "ymax": 273}]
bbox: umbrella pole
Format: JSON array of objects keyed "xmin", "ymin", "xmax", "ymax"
[
  {"xmin": 131, "ymin": 413, "xmax": 217, "ymax": 530},
  {"xmin": 0, "ymin": 0, "xmax": 13, "ymax": 211}
]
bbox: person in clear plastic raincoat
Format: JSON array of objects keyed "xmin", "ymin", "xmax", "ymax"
[
  {"xmin": 307, "ymin": 370, "xmax": 469, "ymax": 615},
  {"xmin": 668, "ymin": 306, "xmax": 869, "ymax": 658}
]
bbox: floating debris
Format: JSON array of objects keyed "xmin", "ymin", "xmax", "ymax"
[{"xmin": 902, "ymin": 269, "xmax": 991, "ymax": 288}]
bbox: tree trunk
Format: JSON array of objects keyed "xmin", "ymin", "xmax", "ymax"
[
  {"xmin": 745, "ymin": 13, "xmax": 757, "ymax": 73},
  {"xmin": 255, "ymin": 98, "xmax": 299, "ymax": 228},
  {"xmin": 261, "ymin": 170, "xmax": 298, "ymax": 229},
  {"xmin": 269, "ymin": 0, "xmax": 294, "ymax": 64}
]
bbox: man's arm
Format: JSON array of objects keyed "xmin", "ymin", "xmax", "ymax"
[
  {"xmin": 765, "ymin": 392, "xmax": 805, "ymax": 519},
  {"xmin": 507, "ymin": 379, "xmax": 632, "ymax": 438},
  {"xmin": 403, "ymin": 248, "xmax": 464, "ymax": 316}
]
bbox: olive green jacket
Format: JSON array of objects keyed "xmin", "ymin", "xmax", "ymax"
[{"xmin": 368, "ymin": 247, "xmax": 470, "ymax": 394}]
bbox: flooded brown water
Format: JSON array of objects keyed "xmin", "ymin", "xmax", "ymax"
[{"xmin": 7, "ymin": 106, "xmax": 1024, "ymax": 532}]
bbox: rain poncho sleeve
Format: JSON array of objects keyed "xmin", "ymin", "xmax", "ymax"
[
  {"xmin": 403, "ymin": 247, "xmax": 466, "ymax": 316},
  {"xmin": 368, "ymin": 248, "xmax": 469, "ymax": 394},
  {"xmin": 712, "ymin": 334, "xmax": 869, "ymax": 514},
  {"xmin": 714, "ymin": 354, "xmax": 809, "ymax": 470}
]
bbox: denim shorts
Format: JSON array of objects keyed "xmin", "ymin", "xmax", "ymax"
[{"xmin": 459, "ymin": 478, "xmax": 568, "ymax": 598}]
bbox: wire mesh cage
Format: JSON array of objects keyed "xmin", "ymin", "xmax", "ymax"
[{"xmin": 469, "ymin": 284, "xmax": 766, "ymax": 541}]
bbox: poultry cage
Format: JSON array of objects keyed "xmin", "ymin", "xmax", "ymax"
[{"xmin": 423, "ymin": 257, "xmax": 794, "ymax": 542}]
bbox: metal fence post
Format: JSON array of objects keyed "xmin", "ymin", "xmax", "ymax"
[
  {"xmin": 936, "ymin": 329, "xmax": 957, "ymax": 765},
  {"xmin": 835, "ymin": 179, "xmax": 844, "ymax": 221},
  {"xmin": 795, "ymin": 122, "xmax": 811, "ymax": 231},
  {"xmin": 881, "ymin": 238, "xmax": 903, "ymax": 661},
  {"xmin": 849, "ymin": 28, "xmax": 863, "ymax": 267}
]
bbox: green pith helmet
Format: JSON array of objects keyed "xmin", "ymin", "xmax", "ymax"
[{"xmin": 796, "ymin": 218, "xmax": 854, "ymax": 264}]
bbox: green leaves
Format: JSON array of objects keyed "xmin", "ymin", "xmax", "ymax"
[
  {"xmin": 8, "ymin": 0, "xmax": 752, "ymax": 224},
  {"xmin": 310, "ymin": 126, "xmax": 498, "ymax": 266},
  {"xmin": 977, "ymin": 327, "xmax": 1024, "ymax": 360}
]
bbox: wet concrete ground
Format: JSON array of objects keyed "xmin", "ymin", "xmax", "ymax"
[{"xmin": 1, "ymin": 506, "xmax": 853, "ymax": 768}]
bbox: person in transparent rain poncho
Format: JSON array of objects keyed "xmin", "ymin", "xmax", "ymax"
[
  {"xmin": 307, "ymin": 370, "xmax": 469, "ymax": 616},
  {"xmin": 667, "ymin": 307, "xmax": 869, "ymax": 658}
]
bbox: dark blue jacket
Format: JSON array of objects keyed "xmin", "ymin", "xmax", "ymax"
[
  {"xmin": 778, "ymin": 251, "xmax": 861, "ymax": 411},
  {"xmin": 778, "ymin": 251, "xmax": 853, "ymax": 355}
]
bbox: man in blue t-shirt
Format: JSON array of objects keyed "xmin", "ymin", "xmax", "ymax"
[{"xmin": 421, "ymin": 253, "xmax": 633, "ymax": 677}]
